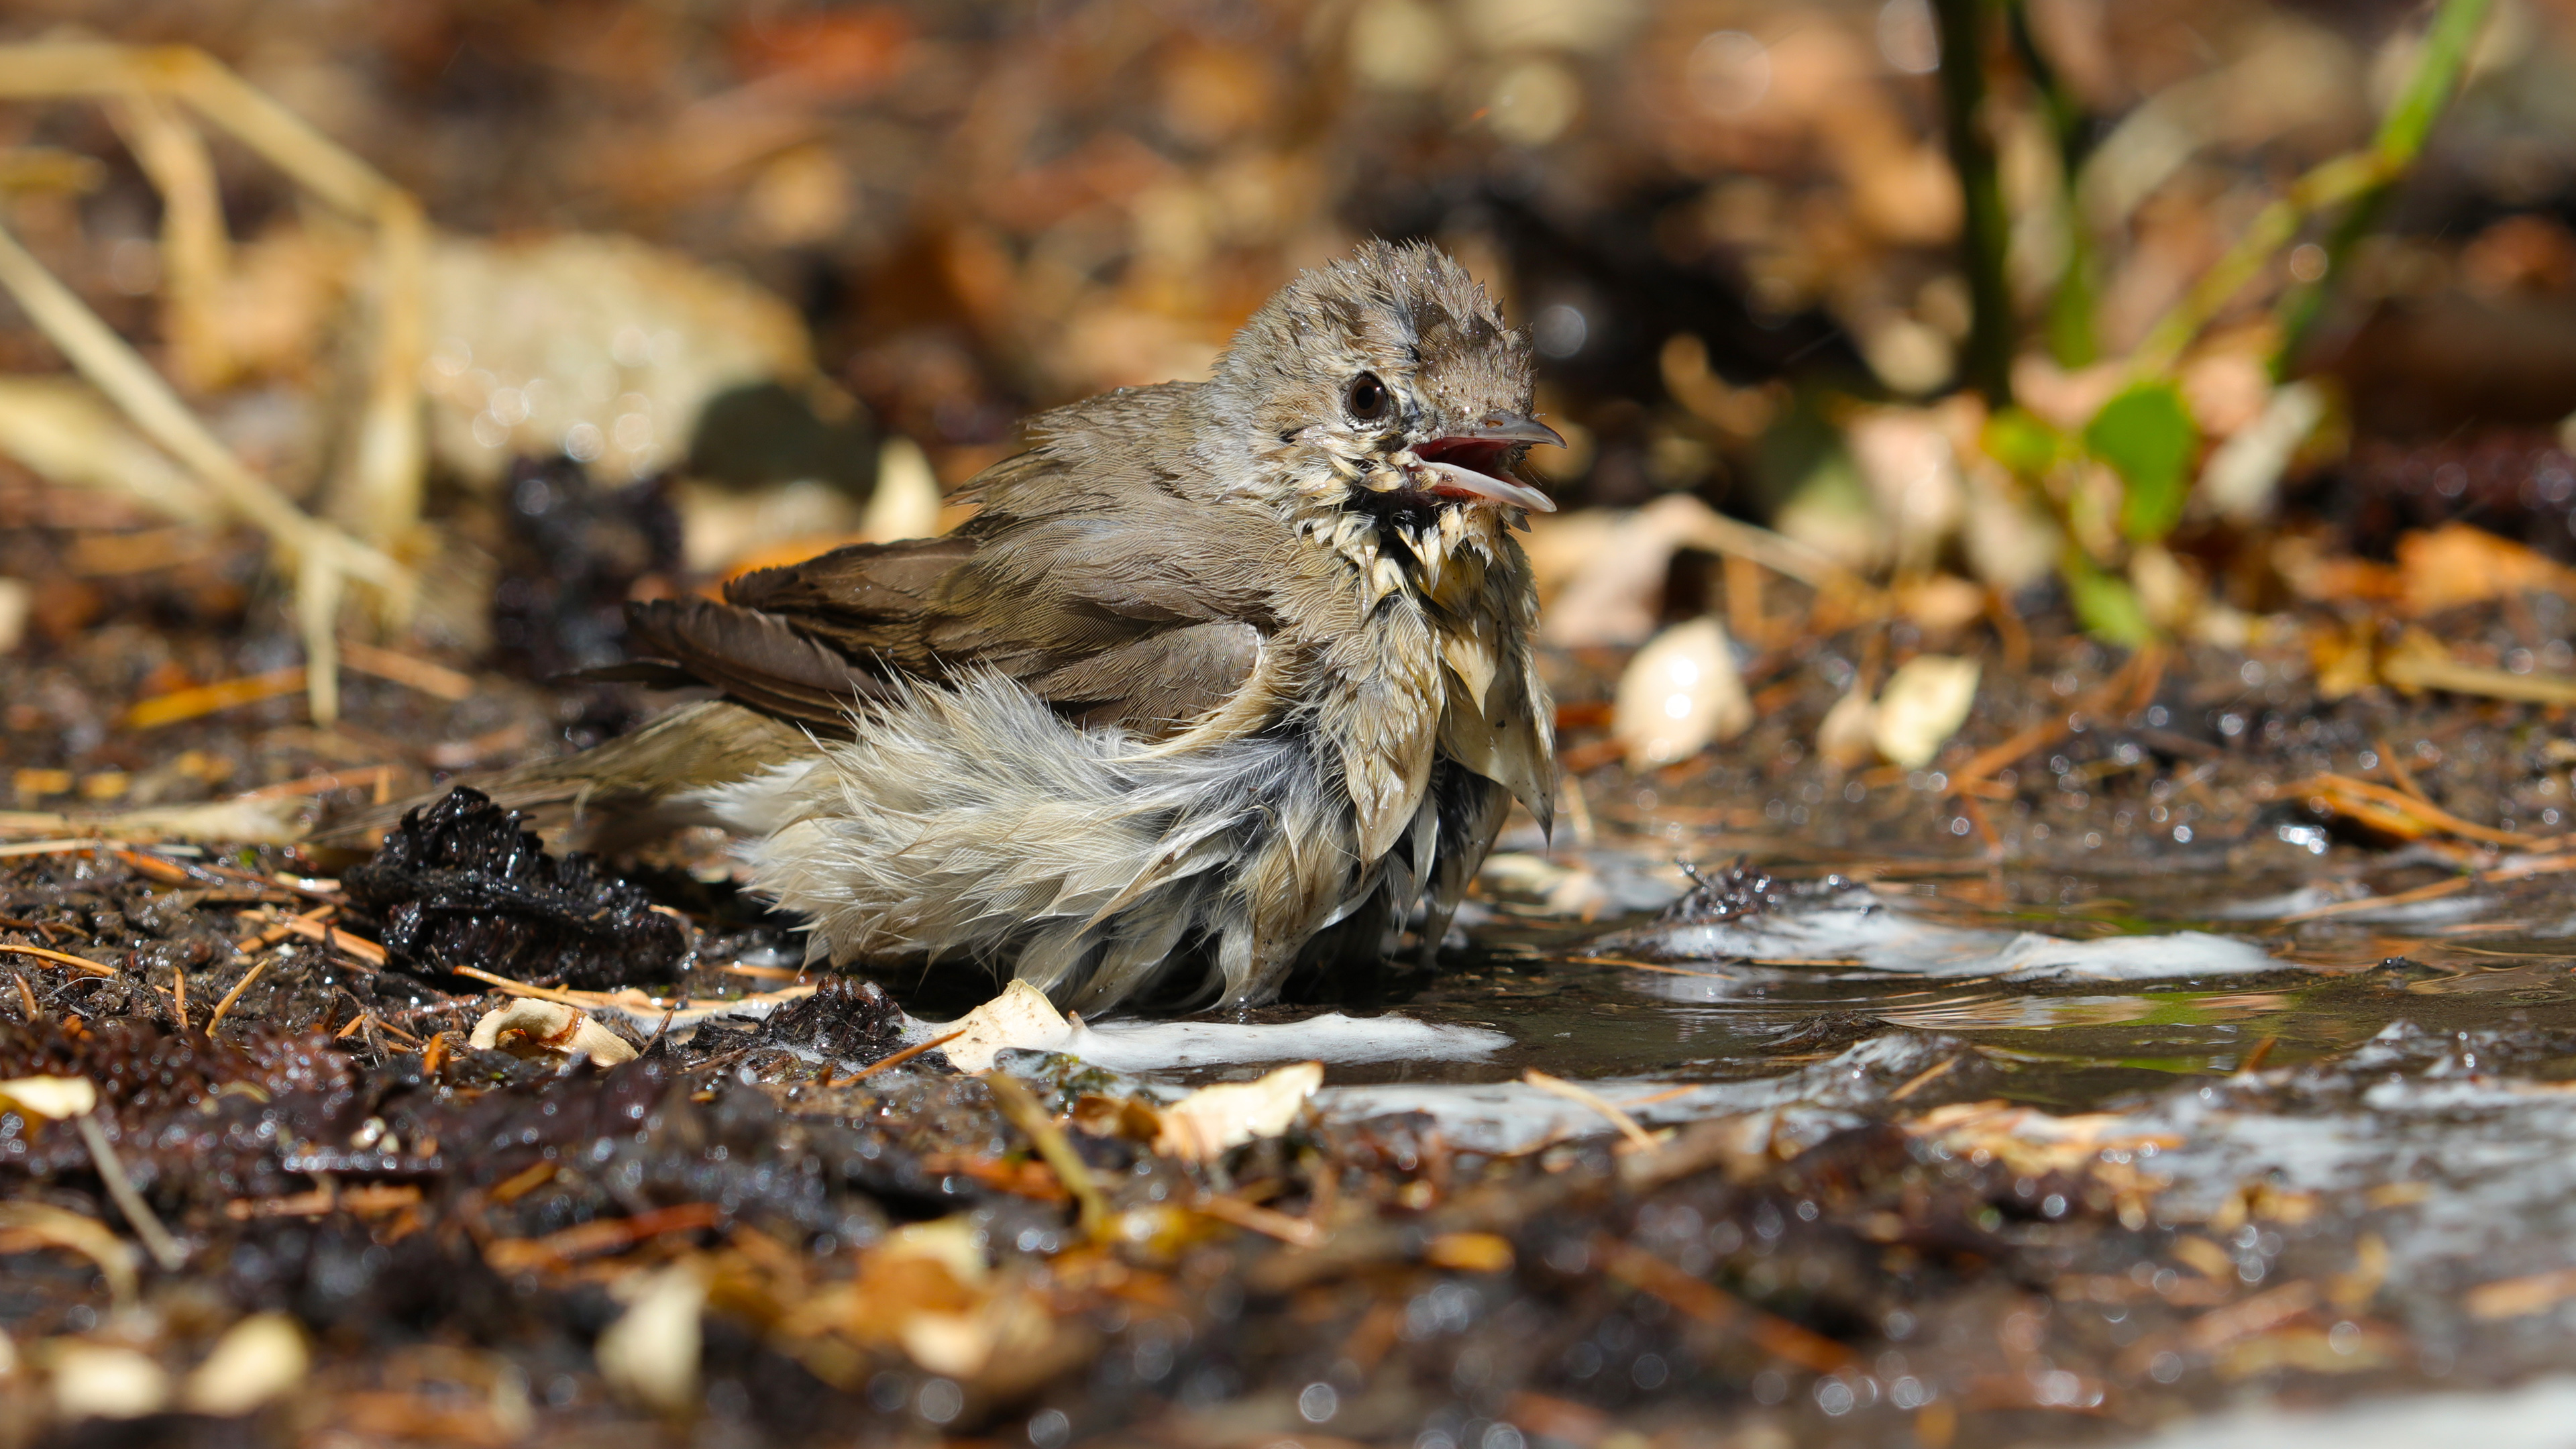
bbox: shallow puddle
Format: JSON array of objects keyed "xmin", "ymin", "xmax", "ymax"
[{"xmin": 1133, "ymin": 848, "xmax": 2576, "ymax": 1112}]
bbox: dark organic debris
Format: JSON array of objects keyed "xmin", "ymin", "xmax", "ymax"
[
  {"xmin": 341, "ymin": 786, "xmax": 686, "ymax": 990},
  {"xmin": 753, "ymin": 973, "xmax": 909, "ymax": 1066},
  {"xmin": 1662, "ymin": 856, "xmax": 1787, "ymax": 924},
  {"xmin": 488, "ymin": 453, "xmax": 684, "ymax": 681}
]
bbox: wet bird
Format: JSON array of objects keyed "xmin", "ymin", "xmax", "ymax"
[{"xmin": 420, "ymin": 241, "xmax": 1559, "ymax": 1013}]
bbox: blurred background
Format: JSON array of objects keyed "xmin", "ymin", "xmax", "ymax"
[{"xmin": 2, "ymin": 0, "xmax": 2574, "ymax": 808}]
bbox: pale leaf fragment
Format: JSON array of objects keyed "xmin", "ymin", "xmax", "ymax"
[
  {"xmin": 1815, "ymin": 685, "xmax": 1880, "ymax": 773},
  {"xmin": 935, "ymin": 980, "xmax": 1071, "ymax": 1073},
  {"xmin": 468, "ymin": 999, "xmax": 637, "ymax": 1068},
  {"xmin": 1870, "ymin": 655, "xmax": 1979, "ymax": 769},
  {"xmin": 1152, "ymin": 1061, "xmax": 1324, "ymax": 1162},
  {"xmin": 48, "ymin": 1342, "xmax": 169, "ymax": 1421},
  {"xmin": 596, "ymin": 1264, "xmax": 704, "ymax": 1414},
  {"xmin": 181, "ymin": 1313, "xmax": 308, "ymax": 1416},
  {"xmin": 0, "ymin": 1075, "xmax": 97, "ymax": 1121},
  {"xmin": 1612, "ymin": 616, "xmax": 1750, "ymax": 767}
]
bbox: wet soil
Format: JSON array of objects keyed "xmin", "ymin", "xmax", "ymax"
[{"xmin": 7, "ymin": 559, "xmax": 2576, "ymax": 1449}]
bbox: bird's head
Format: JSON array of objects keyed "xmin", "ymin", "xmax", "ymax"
[{"xmin": 1212, "ymin": 241, "xmax": 1561, "ymax": 537}]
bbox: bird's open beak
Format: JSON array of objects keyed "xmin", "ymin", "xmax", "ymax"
[{"xmin": 1409, "ymin": 413, "xmax": 1565, "ymax": 513}]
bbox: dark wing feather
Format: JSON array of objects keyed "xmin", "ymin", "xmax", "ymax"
[
  {"xmin": 619, "ymin": 430, "xmax": 1272, "ymax": 739},
  {"xmin": 1028, "ymin": 621, "xmax": 1262, "ymax": 731},
  {"xmin": 625, "ymin": 596, "xmax": 891, "ymax": 731}
]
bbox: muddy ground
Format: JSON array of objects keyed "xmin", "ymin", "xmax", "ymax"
[{"xmin": 8, "ymin": 532, "xmax": 2576, "ymax": 1449}]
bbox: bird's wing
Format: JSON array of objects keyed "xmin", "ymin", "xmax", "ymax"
[{"xmin": 622, "ymin": 455, "xmax": 1276, "ymax": 739}]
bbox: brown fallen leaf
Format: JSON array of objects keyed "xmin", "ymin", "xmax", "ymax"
[
  {"xmin": 2378, "ymin": 627, "xmax": 2576, "ymax": 706},
  {"xmin": 2465, "ymin": 1265, "xmax": 2576, "ymax": 1320},
  {"xmin": 2396, "ymin": 523, "xmax": 2576, "ymax": 616}
]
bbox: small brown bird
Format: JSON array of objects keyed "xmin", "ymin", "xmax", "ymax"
[{"xmin": 439, "ymin": 241, "xmax": 1558, "ymax": 1012}]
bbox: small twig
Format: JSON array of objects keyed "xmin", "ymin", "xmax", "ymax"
[
  {"xmin": 73, "ymin": 1111, "xmax": 184, "ymax": 1271},
  {"xmin": 1193, "ymin": 1192, "xmax": 1324, "ymax": 1248},
  {"xmin": 840, "ymin": 1028, "xmax": 966, "ymax": 1083},
  {"xmin": 337, "ymin": 641, "xmax": 474, "ymax": 700},
  {"xmin": 1888, "ymin": 1055, "xmax": 1964, "ymax": 1104},
  {"xmin": 111, "ymin": 847, "xmax": 199, "ymax": 887},
  {"xmin": 239, "ymin": 765, "xmax": 395, "ymax": 800},
  {"xmin": 1522, "ymin": 1069, "xmax": 1659, "ymax": 1155},
  {"xmin": 451, "ymin": 965, "xmax": 590, "ymax": 1008},
  {"xmin": 125, "ymin": 667, "xmax": 308, "ymax": 729},
  {"xmin": 204, "ymin": 958, "xmax": 270, "ymax": 1032},
  {"xmin": 233, "ymin": 902, "xmax": 336, "ymax": 955},
  {"xmin": 2274, "ymin": 874, "xmax": 2471, "ymax": 924},
  {"xmin": 682, "ymin": 1043, "xmax": 784, "ymax": 1077},
  {"xmin": 2375, "ymin": 737, "xmax": 2432, "ymax": 804},
  {"xmin": 0, "ymin": 942, "xmax": 120, "ymax": 977},
  {"xmin": 271, "ymin": 913, "xmax": 387, "ymax": 967},
  {"xmin": 170, "ymin": 965, "xmax": 188, "ymax": 1032},
  {"xmin": 983, "ymin": 1071, "xmax": 1109, "ymax": 1241},
  {"xmin": 2237, "ymin": 1036, "xmax": 2279, "ymax": 1075},
  {"xmin": 1600, "ymin": 1240, "xmax": 1853, "ymax": 1373}
]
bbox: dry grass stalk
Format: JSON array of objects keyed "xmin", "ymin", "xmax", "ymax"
[
  {"xmin": 983, "ymin": 1071, "xmax": 1109, "ymax": 1241},
  {"xmin": 203, "ymin": 957, "xmax": 271, "ymax": 1032},
  {"xmin": 1522, "ymin": 1069, "xmax": 1660, "ymax": 1154},
  {"xmin": 838, "ymin": 1029, "xmax": 965, "ymax": 1083},
  {"xmin": 72, "ymin": 1111, "xmax": 185, "ymax": 1271},
  {"xmin": 0, "ymin": 942, "xmax": 120, "ymax": 977},
  {"xmin": 0, "ymin": 42, "xmax": 434, "ymax": 720}
]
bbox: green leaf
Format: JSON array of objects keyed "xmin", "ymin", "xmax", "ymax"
[
  {"xmin": 2084, "ymin": 382, "xmax": 2199, "ymax": 542},
  {"xmin": 1981, "ymin": 407, "xmax": 2065, "ymax": 480},
  {"xmin": 2063, "ymin": 553, "xmax": 2156, "ymax": 647}
]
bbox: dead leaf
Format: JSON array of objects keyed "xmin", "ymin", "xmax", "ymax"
[
  {"xmin": 2379, "ymin": 628, "xmax": 2576, "ymax": 706},
  {"xmin": 1871, "ymin": 655, "xmax": 1979, "ymax": 769},
  {"xmin": 1816, "ymin": 684, "xmax": 1879, "ymax": 773},
  {"xmin": 1152, "ymin": 1062, "xmax": 1322, "ymax": 1162},
  {"xmin": 935, "ymin": 979, "xmax": 1071, "ymax": 1073},
  {"xmin": 182, "ymin": 1314, "xmax": 309, "ymax": 1416},
  {"xmin": 466, "ymin": 999, "xmax": 637, "ymax": 1068},
  {"xmin": 596, "ymin": 1265, "xmax": 704, "ymax": 1414},
  {"xmin": 1612, "ymin": 616, "xmax": 1751, "ymax": 767},
  {"xmin": 0, "ymin": 1074, "xmax": 97, "ymax": 1120},
  {"xmin": 46, "ymin": 1342, "xmax": 170, "ymax": 1421},
  {"xmin": 2397, "ymin": 523, "xmax": 2576, "ymax": 616}
]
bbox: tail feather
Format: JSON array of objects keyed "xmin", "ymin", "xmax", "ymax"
[{"xmin": 317, "ymin": 701, "xmax": 812, "ymax": 849}]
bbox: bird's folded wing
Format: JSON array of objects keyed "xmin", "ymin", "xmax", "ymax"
[
  {"xmin": 623, "ymin": 595, "xmax": 894, "ymax": 729},
  {"xmin": 624, "ymin": 508, "xmax": 1269, "ymax": 739}
]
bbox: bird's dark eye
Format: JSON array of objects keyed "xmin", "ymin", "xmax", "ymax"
[{"xmin": 1344, "ymin": 372, "xmax": 1389, "ymax": 423}]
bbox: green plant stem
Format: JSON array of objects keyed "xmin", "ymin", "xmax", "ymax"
[
  {"xmin": 1935, "ymin": 0, "xmax": 2015, "ymax": 405},
  {"xmin": 2128, "ymin": 0, "xmax": 2493, "ymax": 378},
  {"xmin": 2004, "ymin": 0, "xmax": 2100, "ymax": 366},
  {"xmin": 2130, "ymin": 151, "xmax": 2388, "ymax": 376},
  {"xmin": 2273, "ymin": 0, "xmax": 2494, "ymax": 374}
]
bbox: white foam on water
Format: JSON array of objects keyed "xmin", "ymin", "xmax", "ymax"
[
  {"xmin": 1613, "ymin": 890, "xmax": 2290, "ymax": 981},
  {"xmin": 2207, "ymin": 884, "xmax": 2351, "ymax": 920},
  {"xmin": 1063, "ymin": 1013, "xmax": 1511, "ymax": 1074},
  {"xmin": 1317, "ymin": 1034, "xmax": 1947, "ymax": 1154},
  {"xmin": 2210, "ymin": 882, "xmax": 2490, "ymax": 925},
  {"xmin": 1987, "ymin": 928, "xmax": 2281, "ymax": 981},
  {"xmin": 2054, "ymin": 1031, "xmax": 2576, "ymax": 1291},
  {"xmin": 2102, "ymin": 1377, "xmax": 2576, "ymax": 1449}
]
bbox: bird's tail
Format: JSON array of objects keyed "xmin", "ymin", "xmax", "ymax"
[{"xmin": 315, "ymin": 700, "xmax": 813, "ymax": 850}]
